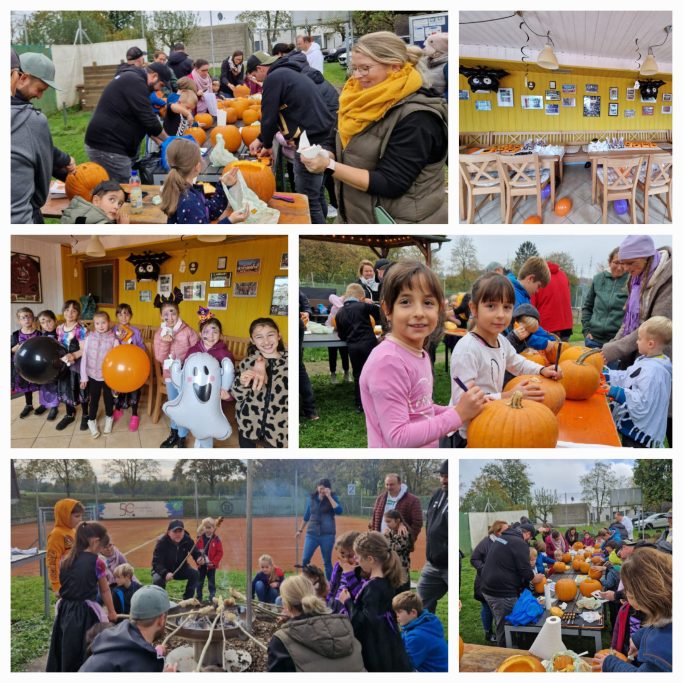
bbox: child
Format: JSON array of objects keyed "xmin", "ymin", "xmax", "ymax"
[
  {"xmin": 34, "ymin": 310, "xmax": 60, "ymax": 420},
  {"xmin": 604, "ymin": 316, "xmax": 672, "ymax": 448},
  {"xmin": 99, "ymin": 539, "xmax": 136, "ymax": 584},
  {"xmin": 185, "ymin": 316, "xmax": 235, "ymax": 448},
  {"xmin": 582, "ymin": 530, "xmax": 596, "ymax": 547},
  {"xmin": 55, "ymin": 300, "xmax": 89, "ymax": 431},
  {"xmin": 212, "ymin": 78, "xmax": 226, "ymax": 100},
  {"xmin": 383, "ymin": 509, "xmax": 412, "ymax": 594},
  {"xmin": 163, "ymin": 89, "xmax": 198, "ymax": 137},
  {"xmin": 11, "ymin": 306, "xmax": 39, "ymax": 417},
  {"xmin": 46, "ymin": 498, "xmax": 84, "ymax": 596},
  {"xmin": 300, "ymin": 563, "xmax": 329, "ymax": 601},
  {"xmin": 60, "ymin": 180, "xmax": 128, "ymax": 224},
  {"xmin": 112, "ymin": 303, "xmax": 146, "ymax": 431},
  {"xmin": 196, "ymin": 517, "xmax": 224, "ymax": 602},
  {"xmin": 325, "ymin": 293, "xmax": 351, "ymax": 385},
  {"xmin": 596, "ymin": 547, "xmax": 671, "ymax": 672},
  {"xmin": 327, "ymin": 530, "xmax": 365, "ymax": 613},
  {"xmin": 46, "ymin": 521, "xmax": 117, "ymax": 671},
  {"xmin": 159, "ymin": 138, "xmax": 249, "ymax": 224},
  {"xmin": 393, "ymin": 590, "xmax": 448, "ymax": 672},
  {"xmin": 359, "ymin": 260, "xmax": 486, "ymax": 448},
  {"xmin": 448, "ymin": 272, "xmax": 563, "ymax": 446},
  {"xmin": 339, "ymin": 531, "xmax": 411, "ymax": 672},
  {"xmin": 232, "ymin": 317, "xmax": 287, "ymax": 448},
  {"xmin": 534, "ymin": 540, "xmax": 556, "ymax": 573},
  {"xmin": 334, "ymin": 283, "xmax": 381, "ymax": 412},
  {"xmin": 505, "ymin": 303, "xmax": 541, "ymax": 355},
  {"xmin": 79, "ymin": 311, "xmax": 118, "ymax": 439},
  {"xmin": 252, "ymin": 554, "xmax": 285, "ymax": 604},
  {"xmin": 110, "ymin": 563, "xmax": 142, "ymax": 617},
  {"xmin": 153, "ymin": 299, "xmax": 199, "ymax": 448}
]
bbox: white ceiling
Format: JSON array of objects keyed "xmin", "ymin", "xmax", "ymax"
[{"xmin": 460, "ymin": 11, "xmax": 672, "ymax": 73}]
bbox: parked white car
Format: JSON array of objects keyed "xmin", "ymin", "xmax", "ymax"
[{"xmin": 634, "ymin": 512, "xmax": 670, "ymax": 530}]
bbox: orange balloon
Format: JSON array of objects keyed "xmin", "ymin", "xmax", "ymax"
[
  {"xmin": 554, "ymin": 197, "xmax": 573, "ymax": 216},
  {"xmin": 523, "ymin": 215, "xmax": 543, "ymax": 224},
  {"xmin": 102, "ymin": 345, "xmax": 150, "ymax": 393}
]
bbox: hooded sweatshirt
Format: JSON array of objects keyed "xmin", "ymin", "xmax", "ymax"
[
  {"xmin": 281, "ymin": 52, "xmax": 339, "ymax": 116},
  {"xmin": 168, "ymin": 50, "xmax": 193, "ymax": 79},
  {"xmin": 531, "ymin": 262, "xmax": 574, "ymax": 334},
  {"xmin": 46, "ymin": 498, "xmax": 82, "ymax": 592},
  {"xmin": 400, "ymin": 609, "xmax": 449, "ymax": 672},
  {"xmin": 60, "ymin": 196, "xmax": 115, "ymax": 224},
  {"xmin": 507, "ymin": 273, "xmax": 556, "ymax": 349},
  {"xmin": 480, "ymin": 526, "xmax": 534, "ymax": 598}
]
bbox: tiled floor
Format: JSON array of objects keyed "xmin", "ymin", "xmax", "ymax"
[
  {"xmin": 11, "ymin": 392, "xmax": 240, "ymax": 449},
  {"xmin": 460, "ymin": 164, "xmax": 672, "ymax": 224}
]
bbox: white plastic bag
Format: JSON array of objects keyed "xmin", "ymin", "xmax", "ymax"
[
  {"xmin": 223, "ymin": 171, "xmax": 280, "ymax": 224},
  {"xmin": 209, "ymin": 133, "xmax": 238, "ymax": 167}
]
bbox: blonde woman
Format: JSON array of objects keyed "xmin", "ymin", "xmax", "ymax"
[{"xmin": 301, "ymin": 31, "xmax": 447, "ymax": 224}]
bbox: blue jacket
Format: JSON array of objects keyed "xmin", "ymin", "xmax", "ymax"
[
  {"xmin": 167, "ymin": 185, "xmax": 234, "ymax": 224},
  {"xmin": 507, "ymin": 274, "xmax": 555, "ymax": 349},
  {"xmin": 400, "ymin": 610, "xmax": 448, "ymax": 672},
  {"xmin": 304, "ymin": 493, "xmax": 343, "ymax": 536},
  {"xmin": 535, "ymin": 552, "xmax": 555, "ymax": 574},
  {"xmin": 602, "ymin": 623, "xmax": 671, "ymax": 672}
]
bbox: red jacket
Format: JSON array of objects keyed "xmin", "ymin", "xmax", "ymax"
[
  {"xmin": 196, "ymin": 533, "xmax": 223, "ymax": 568},
  {"xmin": 531, "ymin": 262, "xmax": 573, "ymax": 334}
]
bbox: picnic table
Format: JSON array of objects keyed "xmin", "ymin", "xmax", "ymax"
[
  {"xmin": 460, "ymin": 642, "xmax": 593, "ymax": 672},
  {"xmin": 557, "ymin": 393, "xmax": 621, "ymax": 447},
  {"xmin": 302, "ymin": 331, "xmax": 348, "ymax": 349}
]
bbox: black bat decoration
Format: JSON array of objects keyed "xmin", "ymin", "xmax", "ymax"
[
  {"xmin": 460, "ymin": 65, "xmax": 509, "ymax": 93},
  {"xmin": 640, "ymin": 79, "xmax": 665, "ymax": 100},
  {"xmin": 126, "ymin": 251, "xmax": 171, "ymax": 281},
  {"xmin": 154, "ymin": 286, "xmax": 184, "ymax": 310}
]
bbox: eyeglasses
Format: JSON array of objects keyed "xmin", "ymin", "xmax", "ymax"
[{"xmin": 350, "ymin": 65, "xmax": 377, "ymax": 76}]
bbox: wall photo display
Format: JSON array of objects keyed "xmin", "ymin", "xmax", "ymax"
[
  {"xmin": 608, "ymin": 103, "xmax": 619, "ymax": 116},
  {"xmin": 545, "ymin": 90, "xmax": 560, "ymax": 101},
  {"xmin": 626, "ymin": 88, "xmax": 636, "ymax": 101},
  {"xmin": 521, "ymin": 95, "xmax": 543, "ymax": 110},
  {"xmin": 475, "ymin": 100, "xmax": 492, "ymax": 111},
  {"xmin": 583, "ymin": 95, "xmax": 601, "ymax": 117},
  {"xmin": 236, "ymin": 258, "xmax": 261, "ymax": 275},
  {"xmin": 11, "ymin": 252, "xmax": 42, "ymax": 303},
  {"xmin": 562, "ymin": 97, "xmax": 576, "ymax": 107},
  {"xmin": 234, "ymin": 281, "xmax": 258, "ymax": 298},
  {"xmin": 209, "ymin": 271, "xmax": 232, "ymax": 288},
  {"xmin": 497, "ymin": 88, "xmax": 514, "ymax": 107},
  {"xmin": 270, "ymin": 276, "xmax": 288, "ymax": 316},
  {"xmin": 609, "ymin": 87, "xmax": 618, "ymax": 101}
]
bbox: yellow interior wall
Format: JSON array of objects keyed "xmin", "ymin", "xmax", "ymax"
[
  {"xmin": 459, "ymin": 66, "xmax": 673, "ymax": 132},
  {"xmin": 60, "ymin": 236, "xmax": 288, "ymax": 343}
]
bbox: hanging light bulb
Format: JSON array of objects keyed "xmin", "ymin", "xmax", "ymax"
[
  {"xmin": 85, "ymin": 235, "xmax": 106, "ymax": 257},
  {"xmin": 640, "ymin": 48, "xmax": 658, "ymax": 76},
  {"xmin": 537, "ymin": 43, "xmax": 559, "ymax": 70}
]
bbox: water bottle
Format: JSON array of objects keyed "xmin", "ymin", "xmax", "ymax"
[{"xmin": 129, "ymin": 170, "xmax": 143, "ymax": 214}]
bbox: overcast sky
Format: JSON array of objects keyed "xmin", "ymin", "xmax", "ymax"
[{"xmin": 91, "ymin": 460, "xmax": 178, "ymax": 482}]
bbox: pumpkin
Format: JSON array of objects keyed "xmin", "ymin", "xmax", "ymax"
[
  {"xmin": 592, "ymin": 649, "xmax": 628, "ymax": 671},
  {"xmin": 544, "ymin": 341, "xmax": 561, "ymax": 365},
  {"xmin": 229, "ymin": 97, "xmax": 252, "ymax": 118},
  {"xmin": 572, "ymin": 558, "xmax": 583, "ymax": 571},
  {"xmin": 223, "ymin": 107, "xmax": 238, "ymax": 124},
  {"xmin": 233, "ymin": 84, "xmax": 251, "ymax": 98},
  {"xmin": 497, "ymin": 655, "xmax": 545, "ymax": 672},
  {"xmin": 559, "ymin": 350, "xmax": 602, "ymax": 400},
  {"xmin": 551, "ymin": 654, "xmax": 575, "ymax": 672},
  {"xmin": 560, "ymin": 346, "xmax": 604, "ymax": 373},
  {"xmin": 579, "ymin": 561, "xmax": 591, "ymax": 574},
  {"xmin": 459, "ymin": 636, "xmax": 465, "ymax": 661},
  {"xmin": 65, "ymin": 162, "xmax": 110, "ymax": 201},
  {"xmin": 185, "ymin": 126, "xmax": 207, "ymax": 146},
  {"xmin": 535, "ymin": 576, "xmax": 547, "ymax": 594},
  {"xmin": 553, "ymin": 562, "xmax": 567, "ymax": 573},
  {"xmin": 195, "ymin": 112, "xmax": 213, "ymax": 128},
  {"xmin": 242, "ymin": 108, "xmax": 260, "ymax": 125},
  {"xmin": 554, "ymin": 578, "xmax": 577, "ymax": 602},
  {"xmin": 514, "ymin": 315, "xmax": 539, "ymax": 333},
  {"xmin": 579, "ymin": 579, "xmax": 602, "ymax": 597},
  {"xmin": 588, "ymin": 567, "xmax": 603, "ymax": 580},
  {"xmin": 550, "ymin": 606, "xmax": 564, "ymax": 617},
  {"xmin": 520, "ymin": 348, "xmax": 548, "ymax": 366},
  {"xmin": 466, "ymin": 391, "xmax": 558, "ymax": 448},
  {"xmin": 224, "ymin": 160, "xmax": 276, "ymax": 203},
  {"xmin": 562, "ymin": 552, "xmax": 572, "ymax": 564},
  {"xmin": 504, "ymin": 375, "xmax": 566, "ymax": 415},
  {"xmin": 241, "ymin": 122, "xmax": 261, "ymax": 146},
  {"xmin": 210, "ymin": 125, "xmax": 242, "ymax": 151},
  {"xmin": 572, "ymin": 542, "xmax": 584, "ymax": 550},
  {"xmin": 591, "ymin": 556, "xmax": 604, "ymax": 565}
]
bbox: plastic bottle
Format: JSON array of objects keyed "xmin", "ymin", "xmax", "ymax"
[{"xmin": 129, "ymin": 170, "xmax": 143, "ymax": 214}]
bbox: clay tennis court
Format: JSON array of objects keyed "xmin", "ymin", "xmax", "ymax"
[{"xmin": 12, "ymin": 515, "xmax": 427, "ymax": 577}]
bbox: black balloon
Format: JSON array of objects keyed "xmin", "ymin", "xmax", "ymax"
[{"xmin": 14, "ymin": 337, "xmax": 67, "ymax": 385}]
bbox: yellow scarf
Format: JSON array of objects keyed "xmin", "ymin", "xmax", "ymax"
[{"xmin": 337, "ymin": 63, "xmax": 422, "ymax": 149}]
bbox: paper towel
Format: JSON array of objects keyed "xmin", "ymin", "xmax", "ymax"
[{"xmin": 529, "ymin": 615, "xmax": 565, "ymax": 661}]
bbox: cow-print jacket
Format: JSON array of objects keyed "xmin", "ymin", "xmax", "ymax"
[{"xmin": 232, "ymin": 351, "xmax": 288, "ymax": 448}]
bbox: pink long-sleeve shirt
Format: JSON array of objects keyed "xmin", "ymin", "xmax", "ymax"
[{"xmin": 359, "ymin": 337, "xmax": 462, "ymax": 448}]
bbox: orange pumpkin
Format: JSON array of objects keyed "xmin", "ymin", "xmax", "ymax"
[
  {"xmin": 551, "ymin": 654, "xmax": 575, "ymax": 672},
  {"xmin": 554, "ymin": 577, "xmax": 577, "ymax": 601},
  {"xmin": 497, "ymin": 655, "xmax": 545, "ymax": 672},
  {"xmin": 579, "ymin": 561, "xmax": 591, "ymax": 574},
  {"xmin": 534, "ymin": 576, "xmax": 547, "ymax": 594},
  {"xmin": 553, "ymin": 562, "xmax": 567, "ymax": 573},
  {"xmin": 572, "ymin": 542, "xmax": 585, "ymax": 550},
  {"xmin": 554, "ymin": 197, "xmax": 573, "ymax": 217},
  {"xmin": 514, "ymin": 315, "xmax": 540, "ymax": 333},
  {"xmin": 242, "ymin": 108, "xmax": 260, "ymax": 125},
  {"xmin": 592, "ymin": 649, "xmax": 628, "ymax": 671},
  {"xmin": 572, "ymin": 558, "xmax": 583, "ymax": 571},
  {"xmin": 223, "ymin": 107, "xmax": 238, "ymax": 124},
  {"xmin": 224, "ymin": 160, "xmax": 276, "ymax": 203},
  {"xmin": 195, "ymin": 112, "xmax": 213, "ymax": 128},
  {"xmin": 210, "ymin": 125, "xmax": 242, "ymax": 151},
  {"xmin": 544, "ymin": 341, "xmax": 561, "ymax": 365},
  {"xmin": 503, "ymin": 375, "xmax": 566, "ymax": 415},
  {"xmin": 523, "ymin": 215, "xmax": 543, "ymax": 224},
  {"xmin": 591, "ymin": 556, "xmax": 605, "ymax": 565},
  {"xmin": 233, "ymin": 84, "xmax": 251, "ymax": 98},
  {"xmin": 588, "ymin": 566, "xmax": 603, "ymax": 580},
  {"xmin": 560, "ymin": 346, "xmax": 604, "ymax": 373},
  {"xmin": 185, "ymin": 127, "xmax": 207, "ymax": 146},
  {"xmin": 466, "ymin": 391, "xmax": 558, "ymax": 448},
  {"xmin": 520, "ymin": 348, "xmax": 548, "ymax": 366},
  {"xmin": 562, "ymin": 552, "xmax": 572, "ymax": 564},
  {"xmin": 241, "ymin": 123, "xmax": 261, "ymax": 146},
  {"xmin": 65, "ymin": 162, "xmax": 110, "ymax": 201},
  {"xmin": 229, "ymin": 97, "xmax": 252, "ymax": 118},
  {"xmin": 579, "ymin": 578, "xmax": 602, "ymax": 596},
  {"xmin": 559, "ymin": 350, "xmax": 602, "ymax": 400}
]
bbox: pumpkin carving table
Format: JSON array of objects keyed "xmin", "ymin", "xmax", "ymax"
[
  {"xmin": 460, "ymin": 643, "xmax": 593, "ymax": 672},
  {"xmin": 556, "ymin": 393, "xmax": 621, "ymax": 447}
]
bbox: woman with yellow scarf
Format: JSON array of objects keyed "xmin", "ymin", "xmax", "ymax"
[{"xmin": 301, "ymin": 32, "xmax": 448, "ymax": 224}]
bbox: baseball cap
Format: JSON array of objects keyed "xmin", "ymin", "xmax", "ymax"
[
  {"xmin": 127, "ymin": 46, "xmax": 147, "ymax": 61},
  {"xmin": 438, "ymin": 460, "xmax": 448, "ymax": 475},
  {"xmin": 519, "ymin": 523, "xmax": 537, "ymax": 536},
  {"xmin": 168, "ymin": 519, "xmax": 184, "ymax": 531},
  {"xmin": 512, "ymin": 303, "xmax": 540, "ymax": 320},
  {"xmin": 130, "ymin": 585, "xmax": 171, "ymax": 620},
  {"xmin": 246, "ymin": 50, "xmax": 278, "ymax": 73},
  {"xmin": 621, "ymin": 538, "xmax": 638, "ymax": 546},
  {"xmin": 11, "ymin": 50, "xmax": 21, "ymax": 71},
  {"xmin": 19, "ymin": 53, "xmax": 59, "ymax": 90},
  {"xmin": 147, "ymin": 62, "xmax": 172, "ymax": 84}
]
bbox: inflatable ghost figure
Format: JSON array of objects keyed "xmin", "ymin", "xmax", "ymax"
[{"xmin": 163, "ymin": 352, "xmax": 235, "ymax": 443}]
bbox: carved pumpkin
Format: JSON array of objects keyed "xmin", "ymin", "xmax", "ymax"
[
  {"xmin": 550, "ymin": 606, "xmax": 564, "ymax": 617},
  {"xmin": 579, "ymin": 561, "xmax": 591, "ymax": 574},
  {"xmin": 242, "ymin": 108, "xmax": 260, "ymax": 125},
  {"xmin": 514, "ymin": 315, "xmax": 539, "ymax": 333},
  {"xmin": 562, "ymin": 553, "xmax": 572, "ymax": 564},
  {"xmin": 553, "ymin": 562, "xmax": 567, "ymax": 573},
  {"xmin": 544, "ymin": 341, "xmax": 561, "ymax": 365},
  {"xmin": 224, "ymin": 160, "xmax": 276, "ymax": 203},
  {"xmin": 233, "ymin": 84, "xmax": 251, "ymax": 98},
  {"xmin": 65, "ymin": 162, "xmax": 110, "ymax": 201},
  {"xmin": 560, "ymin": 346, "xmax": 604, "ymax": 373},
  {"xmin": 520, "ymin": 348, "xmax": 548, "ymax": 366},
  {"xmin": 185, "ymin": 126, "xmax": 207, "ymax": 146},
  {"xmin": 194, "ymin": 112, "xmax": 213, "ymax": 128},
  {"xmin": 241, "ymin": 123, "xmax": 261, "ymax": 146},
  {"xmin": 572, "ymin": 558, "xmax": 583, "ymax": 571},
  {"xmin": 589, "ymin": 567, "xmax": 603, "ymax": 580},
  {"xmin": 573, "ymin": 542, "xmax": 584, "ymax": 550},
  {"xmin": 591, "ymin": 556, "xmax": 605, "ymax": 565},
  {"xmin": 559, "ymin": 350, "xmax": 602, "ymax": 400},
  {"xmin": 535, "ymin": 576, "xmax": 547, "ymax": 594},
  {"xmin": 467, "ymin": 391, "xmax": 559, "ymax": 448},
  {"xmin": 592, "ymin": 649, "xmax": 628, "ymax": 670},
  {"xmin": 210, "ymin": 125, "xmax": 242, "ymax": 152},
  {"xmin": 504, "ymin": 375, "xmax": 566, "ymax": 415},
  {"xmin": 579, "ymin": 579, "xmax": 602, "ymax": 597},
  {"xmin": 554, "ymin": 577, "xmax": 577, "ymax": 602},
  {"xmin": 551, "ymin": 654, "xmax": 575, "ymax": 672},
  {"xmin": 497, "ymin": 655, "xmax": 545, "ymax": 672}
]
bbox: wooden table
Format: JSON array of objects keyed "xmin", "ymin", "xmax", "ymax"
[
  {"xmin": 557, "ymin": 393, "xmax": 621, "ymax": 447},
  {"xmin": 302, "ymin": 332, "xmax": 347, "ymax": 349},
  {"xmin": 460, "ymin": 643, "xmax": 593, "ymax": 672}
]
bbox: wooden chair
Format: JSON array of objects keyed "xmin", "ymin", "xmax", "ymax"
[
  {"xmin": 458, "ymin": 153, "xmax": 505, "ymax": 223},
  {"xmin": 596, "ymin": 156, "xmax": 643, "ymax": 224},
  {"xmin": 141, "ymin": 344, "xmax": 155, "ymax": 417},
  {"xmin": 497, "ymin": 153, "xmax": 550, "ymax": 223},
  {"xmin": 222, "ymin": 335, "xmax": 251, "ymax": 363},
  {"xmin": 139, "ymin": 325, "xmax": 155, "ymax": 341},
  {"xmin": 636, "ymin": 153, "xmax": 672, "ymax": 223},
  {"xmin": 151, "ymin": 360, "xmax": 168, "ymax": 424}
]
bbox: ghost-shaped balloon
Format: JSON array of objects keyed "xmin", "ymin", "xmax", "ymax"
[{"xmin": 163, "ymin": 352, "xmax": 235, "ymax": 443}]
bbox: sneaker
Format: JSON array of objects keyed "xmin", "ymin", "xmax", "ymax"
[
  {"xmin": 112, "ymin": 409, "xmax": 124, "ymax": 422},
  {"xmin": 103, "ymin": 416, "xmax": 114, "ymax": 434},
  {"xmin": 80, "ymin": 416, "xmax": 89, "ymax": 431},
  {"xmin": 55, "ymin": 415, "xmax": 75, "ymax": 431},
  {"xmin": 304, "ymin": 414, "xmax": 320, "ymax": 421},
  {"xmin": 161, "ymin": 429, "xmax": 179, "ymax": 448},
  {"xmin": 327, "ymin": 205, "xmax": 338, "ymax": 218},
  {"xmin": 34, "ymin": 405, "xmax": 48, "ymax": 416},
  {"xmin": 87, "ymin": 419, "xmax": 101, "ymax": 439},
  {"xmin": 129, "ymin": 415, "xmax": 140, "ymax": 432},
  {"xmin": 343, "ymin": 372, "xmax": 352, "ymax": 383},
  {"xmin": 176, "ymin": 436, "xmax": 187, "ymax": 449},
  {"xmin": 19, "ymin": 405, "xmax": 34, "ymax": 419},
  {"xmin": 330, "ymin": 373, "xmax": 338, "ymax": 385},
  {"xmin": 47, "ymin": 407, "xmax": 59, "ymax": 421}
]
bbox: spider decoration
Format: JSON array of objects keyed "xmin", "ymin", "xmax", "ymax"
[
  {"xmin": 459, "ymin": 65, "xmax": 510, "ymax": 93},
  {"xmin": 126, "ymin": 251, "xmax": 171, "ymax": 281},
  {"xmin": 639, "ymin": 79, "xmax": 666, "ymax": 100}
]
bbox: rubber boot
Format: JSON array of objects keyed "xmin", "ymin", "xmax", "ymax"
[
  {"xmin": 87, "ymin": 419, "xmax": 101, "ymax": 439},
  {"xmin": 160, "ymin": 429, "xmax": 179, "ymax": 448},
  {"xmin": 103, "ymin": 416, "xmax": 114, "ymax": 434}
]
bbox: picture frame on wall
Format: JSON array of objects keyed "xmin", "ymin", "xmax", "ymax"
[
  {"xmin": 158, "ymin": 274, "xmax": 172, "ymax": 296},
  {"xmin": 624, "ymin": 108, "xmax": 636, "ymax": 118},
  {"xmin": 139, "ymin": 290, "xmax": 152, "ymax": 303},
  {"xmin": 10, "ymin": 252, "xmax": 42, "ymax": 303},
  {"xmin": 475, "ymin": 100, "xmax": 492, "ymax": 111},
  {"xmin": 626, "ymin": 88, "xmax": 636, "ymax": 101},
  {"xmin": 207, "ymin": 293, "xmax": 228, "ymax": 310},
  {"xmin": 216, "ymin": 256, "xmax": 227, "ymax": 270},
  {"xmin": 562, "ymin": 84, "xmax": 576, "ymax": 94},
  {"xmin": 562, "ymin": 97, "xmax": 576, "ymax": 107},
  {"xmin": 209, "ymin": 271, "xmax": 232, "ymax": 288},
  {"xmin": 459, "ymin": 90, "xmax": 470, "ymax": 100},
  {"xmin": 521, "ymin": 95, "xmax": 543, "ymax": 110},
  {"xmin": 642, "ymin": 106, "xmax": 655, "ymax": 116},
  {"xmin": 662, "ymin": 92, "xmax": 672, "ymax": 102},
  {"xmin": 549, "ymin": 80, "xmax": 556, "ymax": 89},
  {"xmin": 545, "ymin": 103, "xmax": 559, "ymax": 115},
  {"xmin": 545, "ymin": 90, "xmax": 560, "ymax": 101},
  {"xmin": 497, "ymin": 88, "xmax": 514, "ymax": 107},
  {"xmin": 181, "ymin": 281, "xmax": 206, "ymax": 301},
  {"xmin": 609, "ymin": 87, "xmax": 618, "ymax": 101},
  {"xmin": 124, "ymin": 279, "xmax": 136, "ymax": 291},
  {"xmin": 608, "ymin": 103, "xmax": 619, "ymax": 116},
  {"xmin": 236, "ymin": 258, "xmax": 261, "ymax": 274},
  {"xmin": 270, "ymin": 276, "xmax": 288, "ymax": 317},
  {"xmin": 585, "ymin": 83, "xmax": 599, "ymax": 93},
  {"xmin": 583, "ymin": 95, "xmax": 601, "ymax": 117},
  {"xmin": 661, "ymin": 105, "xmax": 672, "ymax": 115},
  {"xmin": 280, "ymin": 253, "xmax": 288, "ymax": 270},
  {"xmin": 234, "ymin": 281, "xmax": 258, "ymax": 298}
]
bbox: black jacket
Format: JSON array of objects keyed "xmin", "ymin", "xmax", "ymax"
[
  {"xmin": 85, "ymin": 64, "xmax": 163, "ymax": 158},
  {"xmin": 220, "ymin": 57, "xmax": 244, "ymax": 93},
  {"xmin": 425, "ymin": 488, "xmax": 448, "ymax": 569},
  {"xmin": 335, "ymin": 300, "xmax": 380, "ymax": 346},
  {"xmin": 480, "ymin": 527, "xmax": 534, "ymax": 598},
  {"xmin": 470, "ymin": 535, "xmax": 494, "ymax": 601},
  {"xmin": 151, "ymin": 531, "xmax": 200, "ymax": 577},
  {"xmin": 79, "ymin": 620, "xmax": 164, "ymax": 672},
  {"xmin": 168, "ymin": 50, "xmax": 193, "ymax": 79},
  {"xmin": 283, "ymin": 52, "xmax": 339, "ymax": 116},
  {"xmin": 355, "ymin": 278, "xmax": 380, "ymax": 302},
  {"xmin": 259, "ymin": 57, "xmax": 335, "ymax": 148}
]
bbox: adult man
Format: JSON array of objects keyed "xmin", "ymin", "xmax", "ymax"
[
  {"xmin": 84, "ymin": 62, "xmax": 169, "ymax": 181},
  {"xmin": 247, "ymin": 51, "xmax": 335, "ymax": 224},
  {"xmin": 484, "ymin": 261, "xmax": 506, "ymax": 275},
  {"xmin": 80, "ymin": 585, "xmax": 173, "ymax": 672},
  {"xmin": 370, "ymin": 473, "xmax": 423, "ymax": 542},
  {"xmin": 117, "ymin": 46, "xmax": 146, "ymax": 73},
  {"xmin": 657, "ymin": 511, "xmax": 672, "ymax": 549},
  {"xmin": 168, "ymin": 42, "xmax": 193, "ymax": 79},
  {"xmin": 417, "ymin": 461, "xmax": 448, "ymax": 613},
  {"xmin": 615, "ymin": 511, "xmax": 634, "ymax": 540},
  {"xmin": 151, "ymin": 520, "xmax": 202, "ymax": 599},
  {"xmin": 296, "ymin": 34, "xmax": 324, "ymax": 73},
  {"xmin": 480, "ymin": 522, "xmax": 537, "ymax": 647},
  {"xmin": 11, "ymin": 49, "xmax": 21, "ymax": 95}
]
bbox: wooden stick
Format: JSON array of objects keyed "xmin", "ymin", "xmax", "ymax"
[
  {"xmin": 195, "ymin": 611, "xmax": 223, "ymax": 672},
  {"xmin": 161, "ymin": 614, "xmax": 191, "ymax": 647},
  {"xmin": 172, "ymin": 516, "xmax": 224, "ymax": 578},
  {"xmin": 235, "ymin": 622, "xmax": 267, "ymax": 651}
]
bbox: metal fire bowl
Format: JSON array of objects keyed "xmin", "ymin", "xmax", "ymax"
[{"xmin": 165, "ymin": 604, "xmax": 246, "ymax": 643}]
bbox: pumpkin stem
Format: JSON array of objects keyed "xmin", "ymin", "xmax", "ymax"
[
  {"xmin": 507, "ymin": 391, "xmax": 525, "ymax": 408},
  {"xmin": 577, "ymin": 349, "xmax": 602, "ymax": 365}
]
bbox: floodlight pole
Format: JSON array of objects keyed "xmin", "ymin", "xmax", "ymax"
[
  {"xmin": 209, "ymin": 12, "xmax": 216, "ymax": 75},
  {"xmin": 294, "ymin": 468, "xmax": 299, "ymax": 566},
  {"xmin": 245, "ymin": 460, "xmax": 253, "ymax": 631},
  {"xmin": 194, "ymin": 476, "xmax": 199, "ymax": 529}
]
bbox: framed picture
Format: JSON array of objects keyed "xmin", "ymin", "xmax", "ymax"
[
  {"xmin": 234, "ymin": 281, "xmax": 258, "ymax": 297},
  {"xmin": 207, "ymin": 293, "xmax": 228, "ymax": 310},
  {"xmin": 562, "ymin": 97, "xmax": 576, "ymax": 108},
  {"xmin": 549, "ymin": 80, "xmax": 556, "ymax": 89},
  {"xmin": 139, "ymin": 290, "xmax": 152, "ymax": 303},
  {"xmin": 626, "ymin": 88, "xmax": 636, "ymax": 101},
  {"xmin": 662, "ymin": 92, "xmax": 672, "ymax": 102},
  {"xmin": 585, "ymin": 83, "xmax": 599, "ymax": 93},
  {"xmin": 124, "ymin": 279, "xmax": 137, "ymax": 291},
  {"xmin": 608, "ymin": 103, "xmax": 619, "ymax": 116},
  {"xmin": 624, "ymin": 108, "xmax": 636, "ymax": 118},
  {"xmin": 545, "ymin": 90, "xmax": 560, "ymax": 101},
  {"xmin": 642, "ymin": 106, "xmax": 655, "ymax": 116},
  {"xmin": 216, "ymin": 256, "xmax": 227, "ymax": 270},
  {"xmin": 545, "ymin": 103, "xmax": 559, "ymax": 115},
  {"xmin": 661, "ymin": 105, "xmax": 672, "ymax": 115},
  {"xmin": 236, "ymin": 258, "xmax": 261, "ymax": 274},
  {"xmin": 475, "ymin": 100, "xmax": 492, "ymax": 111},
  {"xmin": 497, "ymin": 88, "xmax": 514, "ymax": 107},
  {"xmin": 11, "ymin": 252, "xmax": 42, "ymax": 303},
  {"xmin": 609, "ymin": 87, "xmax": 618, "ymax": 101},
  {"xmin": 270, "ymin": 276, "xmax": 288, "ymax": 316},
  {"xmin": 209, "ymin": 271, "xmax": 232, "ymax": 288},
  {"xmin": 562, "ymin": 84, "xmax": 576, "ymax": 94},
  {"xmin": 583, "ymin": 95, "xmax": 601, "ymax": 117},
  {"xmin": 521, "ymin": 95, "xmax": 543, "ymax": 110},
  {"xmin": 459, "ymin": 89, "xmax": 470, "ymax": 100},
  {"xmin": 158, "ymin": 274, "xmax": 172, "ymax": 296},
  {"xmin": 180, "ymin": 281, "xmax": 206, "ymax": 301},
  {"xmin": 280, "ymin": 252, "xmax": 288, "ymax": 270}
]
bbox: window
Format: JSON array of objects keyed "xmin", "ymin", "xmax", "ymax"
[{"xmin": 83, "ymin": 260, "xmax": 118, "ymax": 307}]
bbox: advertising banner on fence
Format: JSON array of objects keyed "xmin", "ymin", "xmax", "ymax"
[{"xmin": 98, "ymin": 500, "xmax": 183, "ymax": 519}]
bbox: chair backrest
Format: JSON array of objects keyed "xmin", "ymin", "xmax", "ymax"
[
  {"xmin": 497, "ymin": 154, "xmax": 542, "ymax": 190},
  {"xmin": 459, "ymin": 153, "xmax": 501, "ymax": 189},
  {"xmin": 598, "ymin": 156, "xmax": 643, "ymax": 190},
  {"xmin": 643, "ymin": 153, "xmax": 672, "ymax": 189},
  {"xmin": 222, "ymin": 335, "xmax": 250, "ymax": 362},
  {"xmin": 459, "ymin": 131, "xmax": 491, "ymax": 147},
  {"xmin": 139, "ymin": 325, "xmax": 155, "ymax": 341}
]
